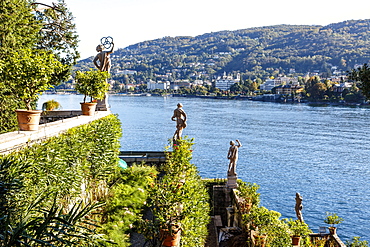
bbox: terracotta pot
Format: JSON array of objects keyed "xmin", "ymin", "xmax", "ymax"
[
  {"xmin": 15, "ymin": 109, "xmax": 42, "ymax": 131},
  {"xmin": 240, "ymin": 201, "xmax": 252, "ymax": 213},
  {"xmin": 80, "ymin": 102, "xmax": 97, "ymax": 116},
  {"xmin": 253, "ymin": 234, "xmax": 267, "ymax": 247},
  {"xmin": 291, "ymin": 235, "xmax": 301, "ymax": 246},
  {"xmin": 328, "ymin": 226, "xmax": 337, "ymax": 235},
  {"xmin": 161, "ymin": 229, "xmax": 181, "ymax": 246}
]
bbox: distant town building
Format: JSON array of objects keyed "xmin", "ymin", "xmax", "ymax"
[
  {"xmin": 114, "ymin": 69, "xmax": 137, "ymax": 75},
  {"xmin": 332, "ymin": 82, "xmax": 353, "ymax": 93},
  {"xmin": 275, "ymin": 85, "xmax": 304, "ymax": 95},
  {"xmin": 147, "ymin": 80, "xmax": 170, "ymax": 90},
  {"xmin": 259, "ymin": 77, "xmax": 298, "ymax": 91},
  {"xmin": 125, "ymin": 83, "xmax": 136, "ymax": 90},
  {"xmin": 171, "ymin": 80, "xmax": 192, "ymax": 90},
  {"xmin": 215, "ymin": 72, "xmax": 240, "ymax": 90},
  {"xmin": 193, "ymin": 79, "xmax": 204, "ymax": 86},
  {"xmin": 260, "ymin": 78, "xmax": 278, "ymax": 91}
]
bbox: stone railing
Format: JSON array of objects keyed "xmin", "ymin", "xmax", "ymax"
[{"xmin": 0, "ymin": 110, "xmax": 111, "ymax": 155}]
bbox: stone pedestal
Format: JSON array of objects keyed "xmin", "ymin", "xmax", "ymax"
[
  {"xmin": 227, "ymin": 175, "xmax": 238, "ymax": 189},
  {"xmin": 96, "ymin": 94, "xmax": 109, "ymax": 111}
]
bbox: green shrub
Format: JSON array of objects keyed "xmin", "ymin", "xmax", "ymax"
[
  {"xmin": 345, "ymin": 236, "xmax": 369, "ymax": 247},
  {"xmin": 140, "ymin": 137, "xmax": 210, "ymax": 247},
  {"xmin": 0, "ymin": 114, "xmax": 122, "ymax": 246},
  {"xmin": 101, "ymin": 165, "xmax": 158, "ymax": 246}
]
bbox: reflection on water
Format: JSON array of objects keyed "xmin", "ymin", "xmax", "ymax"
[{"xmin": 38, "ymin": 94, "xmax": 370, "ymax": 241}]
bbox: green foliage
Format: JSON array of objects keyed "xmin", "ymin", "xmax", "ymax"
[
  {"xmin": 33, "ymin": 0, "xmax": 80, "ymax": 73},
  {"xmin": 243, "ymin": 206, "xmax": 281, "ymax": 236},
  {"xmin": 345, "ymin": 236, "xmax": 369, "ymax": 247},
  {"xmin": 0, "ymin": 0, "xmax": 79, "ymax": 133},
  {"xmin": 42, "ymin": 99, "xmax": 62, "ymax": 111},
  {"xmin": 0, "ymin": 114, "xmax": 122, "ymax": 245},
  {"xmin": 0, "ymin": 180, "xmax": 108, "ymax": 247},
  {"xmin": 75, "ymin": 69, "xmax": 110, "ymax": 103},
  {"xmin": 237, "ymin": 180, "xmax": 260, "ymax": 206},
  {"xmin": 140, "ymin": 137, "xmax": 210, "ymax": 247},
  {"xmin": 102, "ymin": 165, "xmax": 157, "ymax": 246},
  {"xmin": 74, "ymin": 20, "xmax": 370, "ymax": 87},
  {"xmin": 324, "ymin": 212, "xmax": 344, "ymax": 227},
  {"xmin": 0, "ymin": 0, "xmax": 40, "ymax": 58},
  {"xmin": 0, "ymin": 48, "xmax": 65, "ymax": 110},
  {"xmin": 348, "ymin": 63, "xmax": 370, "ymax": 100},
  {"xmin": 285, "ymin": 219, "xmax": 311, "ymax": 236},
  {"xmin": 0, "ymin": 93, "xmax": 25, "ymax": 134},
  {"xmin": 242, "ymin": 206, "xmax": 314, "ymax": 246}
]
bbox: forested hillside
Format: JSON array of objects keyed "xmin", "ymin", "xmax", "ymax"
[{"xmin": 75, "ymin": 19, "xmax": 370, "ymax": 83}]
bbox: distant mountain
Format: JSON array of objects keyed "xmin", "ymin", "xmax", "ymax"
[{"xmin": 75, "ymin": 19, "xmax": 370, "ymax": 82}]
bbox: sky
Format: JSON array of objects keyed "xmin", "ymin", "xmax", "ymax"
[{"xmin": 43, "ymin": 0, "xmax": 370, "ymax": 59}]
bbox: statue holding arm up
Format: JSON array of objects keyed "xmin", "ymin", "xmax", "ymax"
[
  {"xmin": 92, "ymin": 37, "xmax": 114, "ymax": 111},
  {"xmin": 93, "ymin": 37, "xmax": 114, "ymax": 73}
]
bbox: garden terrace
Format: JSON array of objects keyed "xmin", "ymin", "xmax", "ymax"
[{"xmin": 0, "ymin": 111, "xmax": 110, "ymax": 154}]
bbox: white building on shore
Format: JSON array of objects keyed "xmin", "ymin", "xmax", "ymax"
[
  {"xmin": 147, "ymin": 80, "xmax": 170, "ymax": 90},
  {"xmin": 215, "ymin": 72, "xmax": 240, "ymax": 90}
]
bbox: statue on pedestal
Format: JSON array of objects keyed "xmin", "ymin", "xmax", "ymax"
[
  {"xmin": 93, "ymin": 36, "xmax": 114, "ymax": 110},
  {"xmin": 295, "ymin": 192, "xmax": 304, "ymax": 222},
  {"xmin": 227, "ymin": 139, "xmax": 242, "ymax": 176},
  {"xmin": 171, "ymin": 103, "xmax": 187, "ymax": 142}
]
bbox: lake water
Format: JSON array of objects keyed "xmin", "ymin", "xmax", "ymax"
[{"xmin": 38, "ymin": 94, "xmax": 370, "ymax": 241}]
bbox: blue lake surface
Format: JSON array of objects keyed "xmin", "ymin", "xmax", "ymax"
[{"xmin": 38, "ymin": 94, "xmax": 370, "ymax": 241}]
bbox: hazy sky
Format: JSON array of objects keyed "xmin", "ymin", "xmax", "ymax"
[{"xmin": 43, "ymin": 0, "xmax": 370, "ymax": 59}]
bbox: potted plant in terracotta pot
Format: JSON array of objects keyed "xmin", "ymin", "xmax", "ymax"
[
  {"xmin": 286, "ymin": 219, "xmax": 311, "ymax": 246},
  {"xmin": 0, "ymin": 48, "xmax": 64, "ymax": 131},
  {"xmin": 324, "ymin": 212, "xmax": 343, "ymax": 235},
  {"xmin": 160, "ymin": 221, "xmax": 182, "ymax": 247},
  {"xmin": 242, "ymin": 206, "xmax": 280, "ymax": 247},
  {"xmin": 75, "ymin": 69, "xmax": 109, "ymax": 116},
  {"xmin": 237, "ymin": 180, "xmax": 260, "ymax": 212}
]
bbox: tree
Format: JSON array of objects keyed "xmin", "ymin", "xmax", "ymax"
[
  {"xmin": 0, "ymin": 0, "xmax": 41, "ymax": 58},
  {"xmin": 0, "ymin": 0, "xmax": 79, "ymax": 133},
  {"xmin": 310, "ymin": 82, "xmax": 327, "ymax": 100},
  {"xmin": 0, "ymin": 0, "xmax": 42, "ymax": 133},
  {"xmin": 230, "ymin": 83, "xmax": 243, "ymax": 93},
  {"xmin": 0, "ymin": 49, "xmax": 65, "ymax": 110},
  {"xmin": 348, "ymin": 63, "xmax": 370, "ymax": 100},
  {"xmin": 32, "ymin": 0, "xmax": 80, "ymax": 82}
]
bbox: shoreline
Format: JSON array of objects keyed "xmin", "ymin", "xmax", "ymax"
[{"xmin": 46, "ymin": 91, "xmax": 369, "ymax": 107}]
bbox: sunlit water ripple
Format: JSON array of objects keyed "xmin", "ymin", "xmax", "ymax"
[{"xmin": 38, "ymin": 94, "xmax": 370, "ymax": 241}]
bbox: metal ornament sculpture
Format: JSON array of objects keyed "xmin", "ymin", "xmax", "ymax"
[{"xmin": 100, "ymin": 36, "xmax": 114, "ymax": 50}]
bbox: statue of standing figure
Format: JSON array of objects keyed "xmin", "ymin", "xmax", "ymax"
[
  {"xmin": 227, "ymin": 139, "xmax": 242, "ymax": 176},
  {"xmin": 171, "ymin": 103, "xmax": 187, "ymax": 142},
  {"xmin": 93, "ymin": 38, "xmax": 114, "ymax": 73},
  {"xmin": 295, "ymin": 192, "xmax": 304, "ymax": 222},
  {"xmin": 93, "ymin": 37, "xmax": 114, "ymax": 111}
]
